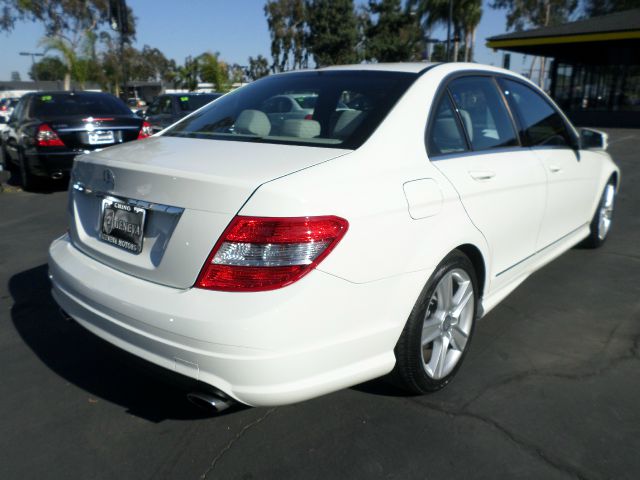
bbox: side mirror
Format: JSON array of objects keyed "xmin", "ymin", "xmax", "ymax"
[{"xmin": 580, "ymin": 128, "xmax": 608, "ymax": 151}]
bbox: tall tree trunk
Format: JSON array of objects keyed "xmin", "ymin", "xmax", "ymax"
[
  {"xmin": 470, "ymin": 28, "xmax": 476, "ymax": 62},
  {"xmin": 63, "ymin": 72, "xmax": 71, "ymax": 91},
  {"xmin": 453, "ymin": 27, "xmax": 460, "ymax": 62},
  {"xmin": 537, "ymin": 1, "xmax": 552, "ymax": 88},
  {"xmin": 464, "ymin": 31, "xmax": 470, "ymax": 62}
]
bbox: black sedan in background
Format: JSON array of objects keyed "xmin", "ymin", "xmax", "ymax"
[
  {"xmin": 143, "ymin": 92, "xmax": 222, "ymax": 133},
  {"xmin": 0, "ymin": 91, "xmax": 152, "ymax": 190}
]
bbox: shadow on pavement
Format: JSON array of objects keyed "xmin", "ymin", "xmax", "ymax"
[
  {"xmin": 1, "ymin": 168, "xmax": 69, "ymax": 194},
  {"xmin": 8, "ymin": 264, "xmax": 240, "ymax": 422}
]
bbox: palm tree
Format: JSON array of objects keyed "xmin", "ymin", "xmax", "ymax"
[
  {"xmin": 461, "ymin": 0, "xmax": 482, "ymax": 62},
  {"xmin": 39, "ymin": 37, "xmax": 77, "ymax": 90}
]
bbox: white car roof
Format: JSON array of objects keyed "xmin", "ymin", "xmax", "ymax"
[
  {"xmin": 318, "ymin": 62, "xmax": 436, "ymax": 73},
  {"xmin": 301, "ymin": 62, "xmax": 523, "ymax": 78}
]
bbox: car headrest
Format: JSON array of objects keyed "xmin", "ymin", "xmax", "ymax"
[
  {"xmin": 235, "ymin": 109, "xmax": 271, "ymax": 137},
  {"xmin": 333, "ymin": 110, "xmax": 363, "ymax": 138},
  {"xmin": 281, "ymin": 119, "xmax": 321, "ymax": 138}
]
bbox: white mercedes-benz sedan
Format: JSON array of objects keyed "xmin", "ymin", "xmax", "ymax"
[{"xmin": 48, "ymin": 63, "xmax": 619, "ymax": 410}]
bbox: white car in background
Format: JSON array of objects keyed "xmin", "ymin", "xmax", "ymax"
[{"xmin": 48, "ymin": 63, "xmax": 619, "ymax": 411}]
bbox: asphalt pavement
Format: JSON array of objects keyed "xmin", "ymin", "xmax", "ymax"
[{"xmin": 1, "ymin": 129, "xmax": 639, "ymax": 480}]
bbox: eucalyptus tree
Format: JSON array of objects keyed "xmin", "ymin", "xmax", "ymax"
[
  {"xmin": 363, "ymin": 0, "xmax": 422, "ymax": 62},
  {"xmin": 305, "ymin": 0, "xmax": 359, "ymax": 66},
  {"xmin": 264, "ymin": 0, "xmax": 308, "ymax": 72},
  {"xmin": 492, "ymin": 0, "xmax": 578, "ymax": 84}
]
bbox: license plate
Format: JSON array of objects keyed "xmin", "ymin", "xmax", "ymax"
[
  {"xmin": 88, "ymin": 130, "xmax": 115, "ymax": 145},
  {"xmin": 99, "ymin": 198, "xmax": 146, "ymax": 254}
]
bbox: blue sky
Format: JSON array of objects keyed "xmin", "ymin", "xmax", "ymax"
[{"xmin": 0, "ymin": 0, "xmax": 531, "ymax": 81}]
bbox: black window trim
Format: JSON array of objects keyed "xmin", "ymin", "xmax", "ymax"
[
  {"xmin": 495, "ymin": 75, "xmax": 579, "ymax": 150},
  {"xmin": 425, "ymin": 69, "xmax": 584, "ymax": 159},
  {"xmin": 426, "ymin": 71, "xmax": 526, "ymax": 159}
]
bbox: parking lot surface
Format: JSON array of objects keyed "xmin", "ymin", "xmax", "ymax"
[{"xmin": 1, "ymin": 129, "xmax": 639, "ymax": 480}]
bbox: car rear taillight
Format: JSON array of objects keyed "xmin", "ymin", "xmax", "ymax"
[
  {"xmin": 196, "ymin": 215, "xmax": 349, "ymax": 292},
  {"xmin": 137, "ymin": 121, "xmax": 152, "ymax": 139},
  {"xmin": 36, "ymin": 124, "xmax": 65, "ymax": 147}
]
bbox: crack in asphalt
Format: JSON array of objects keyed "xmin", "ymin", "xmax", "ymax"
[
  {"xmin": 411, "ymin": 398, "xmax": 595, "ymax": 480},
  {"xmin": 200, "ymin": 408, "xmax": 276, "ymax": 479},
  {"xmin": 411, "ymin": 305, "xmax": 640, "ymax": 479}
]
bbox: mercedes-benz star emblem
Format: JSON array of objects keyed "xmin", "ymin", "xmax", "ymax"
[{"xmin": 103, "ymin": 168, "xmax": 116, "ymax": 192}]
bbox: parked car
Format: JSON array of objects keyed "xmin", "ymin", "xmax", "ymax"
[
  {"xmin": 0, "ymin": 97, "xmax": 19, "ymax": 122},
  {"xmin": 48, "ymin": 63, "xmax": 619, "ymax": 411},
  {"xmin": 144, "ymin": 92, "xmax": 222, "ymax": 133},
  {"xmin": 126, "ymin": 97, "xmax": 147, "ymax": 113},
  {"xmin": 0, "ymin": 91, "xmax": 152, "ymax": 189}
]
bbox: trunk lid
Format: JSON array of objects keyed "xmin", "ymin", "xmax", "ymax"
[
  {"xmin": 48, "ymin": 115, "xmax": 142, "ymax": 150},
  {"xmin": 69, "ymin": 136, "xmax": 350, "ymax": 288}
]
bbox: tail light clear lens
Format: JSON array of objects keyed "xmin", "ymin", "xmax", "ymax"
[
  {"xmin": 36, "ymin": 124, "xmax": 65, "ymax": 147},
  {"xmin": 196, "ymin": 215, "xmax": 349, "ymax": 292},
  {"xmin": 137, "ymin": 121, "xmax": 152, "ymax": 139}
]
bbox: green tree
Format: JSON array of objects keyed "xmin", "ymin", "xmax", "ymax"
[
  {"xmin": 198, "ymin": 52, "xmax": 229, "ymax": 91},
  {"xmin": 228, "ymin": 63, "xmax": 246, "ymax": 85},
  {"xmin": 491, "ymin": 0, "xmax": 577, "ymax": 32},
  {"xmin": 264, "ymin": 0, "xmax": 308, "ymax": 72},
  {"xmin": 583, "ymin": 0, "xmax": 640, "ymax": 16},
  {"xmin": 363, "ymin": 0, "xmax": 422, "ymax": 62},
  {"xmin": 492, "ymin": 0, "xmax": 577, "ymax": 84},
  {"xmin": 0, "ymin": 0, "xmax": 116, "ymax": 89},
  {"xmin": 459, "ymin": 0, "xmax": 482, "ymax": 62},
  {"xmin": 29, "ymin": 56, "xmax": 66, "ymax": 81},
  {"xmin": 10, "ymin": 71, "xmax": 21, "ymax": 81},
  {"xmin": 247, "ymin": 55, "xmax": 270, "ymax": 80},
  {"xmin": 305, "ymin": 0, "xmax": 359, "ymax": 66}
]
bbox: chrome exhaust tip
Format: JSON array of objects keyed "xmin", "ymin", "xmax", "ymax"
[
  {"xmin": 187, "ymin": 391, "xmax": 235, "ymax": 413},
  {"xmin": 51, "ymin": 171, "xmax": 64, "ymax": 180}
]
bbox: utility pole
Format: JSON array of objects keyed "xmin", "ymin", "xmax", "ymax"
[
  {"xmin": 446, "ymin": 0, "xmax": 453, "ymax": 62},
  {"xmin": 109, "ymin": 0, "xmax": 129, "ymax": 98},
  {"xmin": 19, "ymin": 52, "xmax": 44, "ymax": 88}
]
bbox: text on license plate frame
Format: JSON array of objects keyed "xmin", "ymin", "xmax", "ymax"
[{"xmin": 99, "ymin": 198, "xmax": 146, "ymax": 254}]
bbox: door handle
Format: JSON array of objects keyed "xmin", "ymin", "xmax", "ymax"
[
  {"xmin": 549, "ymin": 165, "xmax": 563, "ymax": 173},
  {"xmin": 469, "ymin": 170, "xmax": 496, "ymax": 181}
]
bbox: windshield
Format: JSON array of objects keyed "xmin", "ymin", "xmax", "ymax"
[
  {"xmin": 164, "ymin": 70, "xmax": 417, "ymax": 149},
  {"xmin": 30, "ymin": 93, "xmax": 132, "ymax": 117}
]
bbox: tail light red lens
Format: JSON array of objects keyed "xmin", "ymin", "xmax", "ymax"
[
  {"xmin": 137, "ymin": 121, "xmax": 152, "ymax": 139},
  {"xmin": 196, "ymin": 215, "xmax": 349, "ymax": 292},
  {"xmin": 36, "ymin": 124, "xmax": 65, "ymax": 147}
]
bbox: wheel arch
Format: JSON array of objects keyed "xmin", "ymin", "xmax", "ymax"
[{"xmin": 455, "ymin": 243, "xmax": 487, "ymax": 300}]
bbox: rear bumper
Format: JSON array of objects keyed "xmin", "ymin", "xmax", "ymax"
[
  {"xmin": 24, "ymin": 149, "xmax": 77, "ymax": 177},
  {"xmin": 48, "ymin": 235, "xmax": 427, "ymax": 406}
]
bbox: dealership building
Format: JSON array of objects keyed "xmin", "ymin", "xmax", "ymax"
[{"xmin": 487, "ymin": 8, "xmax": 640, "ymax": 127}]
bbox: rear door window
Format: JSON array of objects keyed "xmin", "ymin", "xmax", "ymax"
[
  {"xmin": 427, "ymin": 94, "xmax": 468, "ymax": 156},
  {"xmin": 498, "ymin": 78, "xmax": 573, "ymax": 147},
  {"xmin": 448, "ymin": 76, "xmax": 519, "ymax": 151}
]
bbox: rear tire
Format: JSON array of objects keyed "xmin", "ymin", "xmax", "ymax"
[
  {"xmin": 393, "ymin": 250, "xmax": 478, "ymax": 394},
  {"xmin": 581, "ymin": 180, "xmax": 616, "ymax": 249}
]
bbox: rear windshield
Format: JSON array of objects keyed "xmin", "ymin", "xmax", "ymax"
[
  {"xmin": 164, "ymin": 71, "xmax": 418, "ymax": 149},
  {"xmin": 177, "ymin": 94, "xmax": 221, "ymax": 112},
  {"xmin": 30, "ymin": 93, "xmax": 132, "ymax": 117}
]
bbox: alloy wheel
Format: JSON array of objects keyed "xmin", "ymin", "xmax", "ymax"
[
  {"xmin": 420, "ymin": 268, "xmax": 474, "ymax": 380},
  {"xmin": 598, "ymin": 184, "xmax": 615, "ymax": 240}
]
